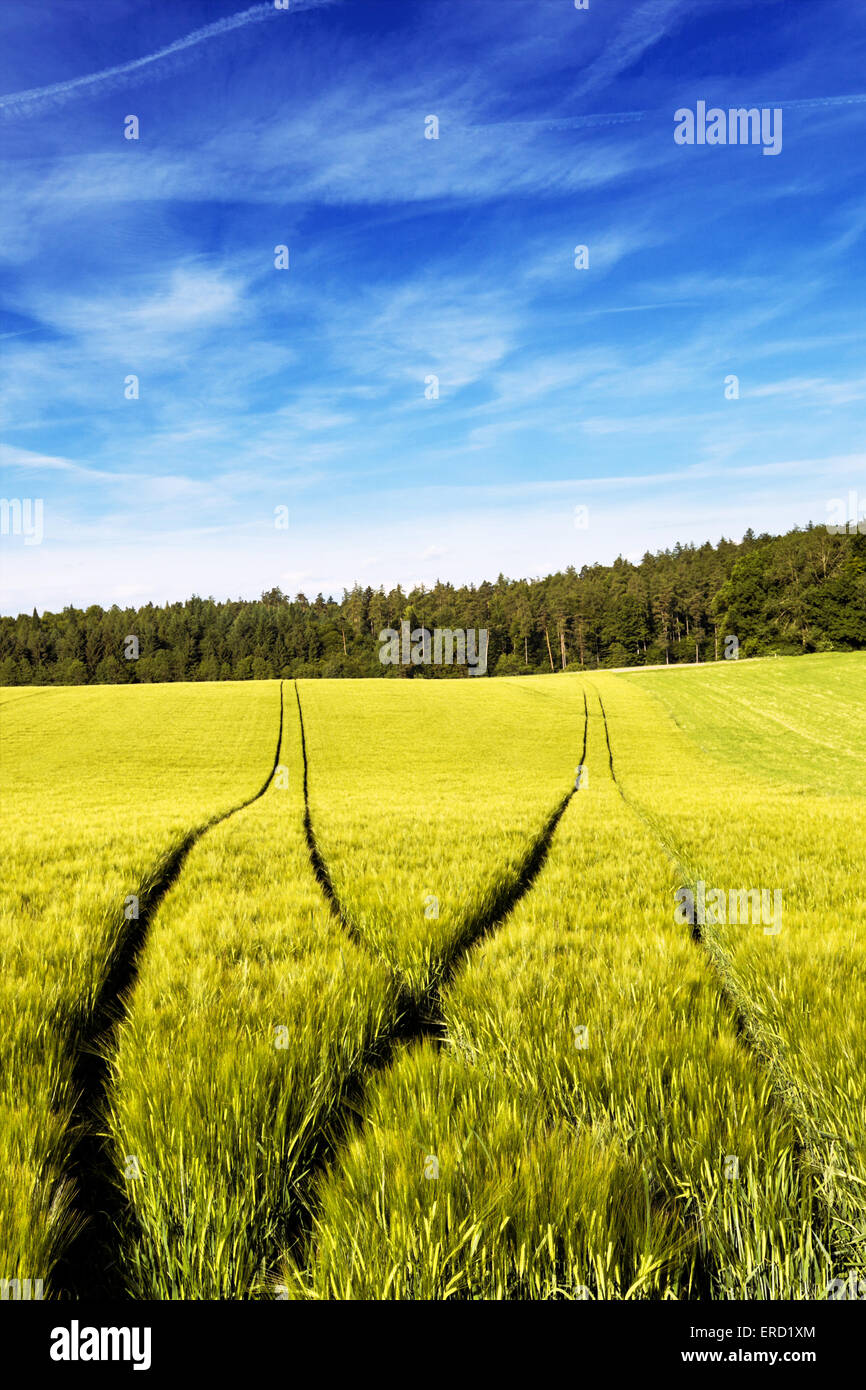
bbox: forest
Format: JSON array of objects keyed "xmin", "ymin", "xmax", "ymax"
[{"xmin": 1, "ymin": 523, "xmax": 864, "ymax": 684}]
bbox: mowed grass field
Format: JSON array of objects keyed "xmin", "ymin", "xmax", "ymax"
[{"xmin": 0, "ymin": 654, "xmax": 863, "ymax": 1300}]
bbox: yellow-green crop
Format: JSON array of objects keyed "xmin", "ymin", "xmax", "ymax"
[
  {"xmin": 0, "ymin": 682, "xmax": 277, "ymax": 1292},
  {"xmin": 2, "ymin": 655, "xmax": 863, "ymax": 1302},
  {"xmin": 284, "ymin": 686, "xmax": 829, "ymax": 1300}
]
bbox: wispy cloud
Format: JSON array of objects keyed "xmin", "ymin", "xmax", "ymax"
[
  {"xmin": 2, "ymin": 0, "xmax": 864, "ymax": 612},
  {"xmin": 0, "ymin": 2, "xmax": 339, "ymax": 119}
]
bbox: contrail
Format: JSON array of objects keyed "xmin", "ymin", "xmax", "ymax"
[
  {"xmin": 0, "ymin": 1, "xmax": 334, "ymax": 118},
  {"xmin": 470, "ymin": 111, "xmax": 648, "ymax": 133},
  {"xmin": 468, "ymin": 93, "xmax": 866, "ymax": 136},
  {"xmin": 759, "ymin": 93, "xmax": 866, "ymax": 110}
]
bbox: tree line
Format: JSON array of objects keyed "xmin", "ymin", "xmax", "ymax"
[{"xmin": 1, "ymin": 523, "xmax": 863, "ymax": 686}]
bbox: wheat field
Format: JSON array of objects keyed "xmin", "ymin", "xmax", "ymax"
[{"xmin": 1, "ymin": 655, "xmax": 863, "ymax": 1299}]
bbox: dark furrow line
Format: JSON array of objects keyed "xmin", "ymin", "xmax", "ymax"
[
  {"xmin": 284, "ymin": 685, "xmax": 589, "ymax": 1267},
  {"xmin": 594, "ymin": 686, "xmax": 733, "ymax": 1295},
  {"xmin": 422, "ymin": 688, "xmax": 591, "ymax": 1036},
  {"xmin": 295, "ymin": 682, "xmax": 588, "ymax": 1028},
  {"xmin": 592, "ymin": 685, "xmax": 837, "ymax": 1291},
  {"xmin": 567, "ymin": 692, "xmax": 692, "ymax": 1295},
  {"xmin": 597, "ymin": 690, "xmax": 618, "ymax": 784},
  {"xmin": 594, "ymin": 684, "xmax": 765, "ymax": 1035},
  {"xmin": 293, "ymin": 681, "xmax": 369, "ymax": 956},
  {"xmin": 53, "ymin": 681, "xmax": 285, "ymax": 1300},
  {"xmin": 592, "ymin": 685, "xmax": 690, "ymax": 883},
  {"xmin": 594, "ymin": 685, "xmax": 768, "ymax": 1016}
]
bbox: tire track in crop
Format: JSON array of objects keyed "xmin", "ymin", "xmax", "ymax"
[
  {"xmin": 594, "ymin": 686, "xmax": 698, "ymax": 894},
  {"xmin": 286, "ymin": 685, "xmax": 588, "ymax": 1264},
  {"xmin": 296, "ymin": 682, "xmax": 588, "ymax": 1034},
  {"xmin": 420, "ymin": 685, "xmax": 590, "ymax": 1032},
  {"xmin": 54, "ymin": 680, "xmax": 285, "ymax": 1299},
  {"xmin": 594, "ymin": 682, "xmax": 777, "ymax": 1024},
  {"xmin": 294, "ymin": 681, "xmax": 369, "ymax": 957},
  {"xmin": 592, "ymin": 684, "xmax": 844, "ymax": 1283}
]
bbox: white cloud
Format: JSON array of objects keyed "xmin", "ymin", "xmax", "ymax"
[{"xmin": 0, "ymin": 2, "xmax": 340, "ymax": 118}]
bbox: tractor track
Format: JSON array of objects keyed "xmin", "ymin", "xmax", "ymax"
[
  {"xmin": 591, "ymin": 684, "xmax": 843, "ymax": 1291},
  {"xmin": 53, "ymin": 681, "xmax": 285, "ymax": 1300},
  {"xmin": 284, "ymin": 685, "xmax": 589, "ymax": 1267}
]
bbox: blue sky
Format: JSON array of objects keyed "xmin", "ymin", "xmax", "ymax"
[{"xmin": 1, "ymin": 0, "xmax": 864, "ymax": 613}]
